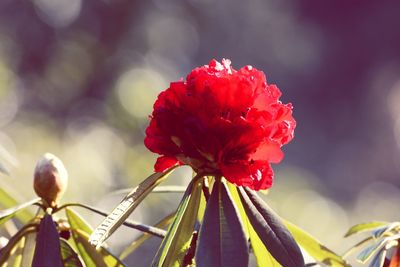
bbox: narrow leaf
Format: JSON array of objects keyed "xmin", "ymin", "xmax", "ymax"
[
  {"xmin": 239, "ymin": 187, "xmax": 304, "ymax": 267},
  {"xmin": 369, "ymin": 247, "xmax": 387, "ymax": 267},
  {"xmin": 21, "ymin": 232, "xmax": 36, "ymax": 267},
  {"xmin": 65, "ymin": 208, "xmax": 93, "ymax": 234},
  {"xmin": 153, "ymin": 178, "xmax": 203, "ymax": 267},
  {"xmin": 32, "ymin": 214, "xmax": 62, "ymax": 267},
  {"xmin": 0, "ymin": 187, "xmax": 37, "ymax": 224},
  {"xmin": 61, "ymin": 203, "xmax": 166, "ymax": 238},
  {"xmin": 0, "ymin": 224, "xmax": 36, "ymax": 264},
  {"xmin": 226, "ymin": 184, "xmax": 281, "ymax": 267},
  {"xmin": 112, "ymin": 186, "xmax": 186, "ymax": 196},
  {"xmin": 196, "ymin": 181, "xmax": 207, "ymax": 223},
  {"xmin": 72, "ymin": 229, "xmax": 125, "ymax": 267},
  {"xmin": 66, "ymin": 205, "xmax": 125, "ymax": 266},
  {"xmin": 195, "ymin": 180, "xmax": 249, "ymax": 267},
  {"xmin": 89, "ymin": 169, "xmax": 174, "ymax": 247},
  {"xmin": 151, "ymin": 180, "xmax": 193, "ymax": 266},
  {"xmin": 284, "ymin": 220, "xmax": 348, "ymax": 267},
  {"xmin": 344, "ymin": 222, "xmax": 389, "ymax": 237},
  {"xmin": 6, "ymin": 234, "xmax": 25, "ymax": 266},
  {"xmin": 0, "ymin": 197, "xmax": 40, "ymax": 225},
  {"xmin": 120, "ymin": 213, "xmax": 175, "ymax": 260},
  {"xmin": 357, "ymin": 235, "xmax": 400, "ymax": 263},
  {"xmin": 373, "ymin": 222, "xmax": 400, "ymax": 239},
  {"xmin": 59, "ymin": 238, "xmax": 84, "ymax": 267}
]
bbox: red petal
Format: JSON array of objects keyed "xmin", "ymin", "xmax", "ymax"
[
  {"xmin": 154, "ymin": 156, "xmax": 181, "ymax": 172},
  {"xmin": 216, "ymin": 117, "xmax": 265, "ymax": 162},
  {"xmin": 251, "ymin": 142, "xmax": 284, "ymax": 164},
  {"xmin": 253, "ymin": 84, "xmax": 282, "ymax": 110},
  {"xmin": 220, "ymin": 160, "xmax": 273, "ymax": 190},
  {"xmin": 144, "ymin": 119, "xmax": 180, "ymax": 155}
]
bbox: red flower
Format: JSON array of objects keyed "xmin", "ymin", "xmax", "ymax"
[{"xmin": 144, "ymin": 59, "xmax": 296, "ymax": 190}]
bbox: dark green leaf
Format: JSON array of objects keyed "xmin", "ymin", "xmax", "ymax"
[
  {"xmin": 195, "ymin": 180, "xmax": 249, "ymax": 267},
  {"xmin": 60, "ymin": 239, "xmax": 84, "ymax": 267},
  {"xmin": 344, "ymin": 222, "xmax": 390, "ymax": 237},
  {"xmin": 32, "ymin": 214, "xmax": 62, "ymax": 267},
  {"xmin": 239, "ymin": 187, "xmax": 304, "ymax": 267},
  {"xmin": 152, "ymin": 177, "xmax": 203, "ymax": 267},
  {"xmin": 120, "ymin": 213, "xmax": 175, "ymax": 260},
  {"xmin": 226, "ymin": 184, "xmax": 281, "ymax": 266},
  {"xmin": 284, "ymin": 220, "xmax": 348, "ymax": 267},
  {"xmin": 89, "ymin": 168, "xmax": 175, "ymax": 248}
]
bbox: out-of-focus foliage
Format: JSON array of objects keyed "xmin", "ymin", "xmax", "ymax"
[
  {"xmin": 344, "ymin": 221, "xmax": 400, "ymax": 267},
  {"xmin": 0, "ymin": 0, "xmax": 400, "ymax": 266}
]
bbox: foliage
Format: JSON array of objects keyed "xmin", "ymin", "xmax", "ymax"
[
  {"xmin": 344, "ymin": 221, "xmax": 400, "ymax": 267},
  {"xmin": 90, "ymin": 167, "xmax": 347, "ymax": 267}
]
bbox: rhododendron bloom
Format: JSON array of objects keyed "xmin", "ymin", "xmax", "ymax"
[{"xmin": 144, "ymin": 59, "xmax": 296, "ymax": 190}]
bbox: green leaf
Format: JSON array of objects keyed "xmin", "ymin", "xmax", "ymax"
[
  {"xmin": 0, "ymin": 198, "xmax": 40, "ymax": 226},
  {"xmin": 72, "ymin": 229, "xmax": 125, "ymax": 267},
  {"xmin": 0, "ymin": 187, "xmax": 37, "ymax": 224},
  {"xmin": 357, "ymin": 235, "xmax": 400, "ymax": 263},
  {"xmin": 239, "ymin": 187, "xmax": 304, "ymax": 267},
  {"xmin": 284, "ymin": 220, "xmax": 348, "ymax": 267},
  {"xmin": 20, "ymin": 232, "xmax": 36, "ymax": 267},
  {"xmin": 112, "ymin": 186, "xmax": 186, "ymax": 196},
  {"xmin": 344, "ymin": 222, "xmax": 390, "ymax": 237},
  {"xmin": 195, "ymin": 180, "xmax": 249, "ymax": 267},
  {"xmin": 89, "ymin": 168, "xmax": 175, "ymax": 248},
  {"xmin": 0, "ymin": 224, "xmax": 36, "ymax": 264},
  {"xmin": 342, "ymin": 236, "xmax": 374, "ymax": 259},
  {"xmin": 226, "ymin": 184, "xmax": 281, "ymax": 267},
  {"xmin": 369, "ymin": 247, "xmax": 387, "ymax": 267},
  {"xmin": 152, "ymin": 177, "xmax": 203, "ymax": 267},
  {"xmin": 59, "ymin": 239, "xmax": 84, "ymax": 267},
  {"xmin": 32, "ymin": 214, "xmax": 62, "ymax": 267},
  {"xmin": 226, "ymin": 183, "xmax": 249, "ymax": 239},
  {"xmin": 249, "ymin": 223, "xmax": 282, "ymax": 267},
  {"xmin": 196, "ymin": 182, "xmax": 207, "ymax": 224},
  {"xmin": 66, "ymin": 206, "xmax": 125, "ymax": 266},
  {"xmin": 120, "ymin": 213, "xmax": 175, "ymax": 260},
  {"xmin": 6, "ymin": 234, "xmax": 25, "ymax": 266},
  {"xmin": 65, "ymin": 208, "xmax": 93, "ymax": 234},
  {"xmin": 373, "ymin": 222, "xmax": 400, "ymax": 239},
  {"xmin": 60, "ymin": 203, "xmax": 166, "ymax": 238}
]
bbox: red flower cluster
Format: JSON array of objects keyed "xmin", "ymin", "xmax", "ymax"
[{"xmin": 145, "ymin": 59, "xmax": 296, "ymax": 190}]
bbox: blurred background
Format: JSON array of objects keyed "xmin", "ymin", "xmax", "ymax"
[{"xmin": 1, "ymin": 0, "xmax": 400, "ymax": 265}]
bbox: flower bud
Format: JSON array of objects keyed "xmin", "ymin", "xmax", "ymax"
[{"xmin": 33, "ymin": 153, "xmax": 68, "ymax": 208}]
